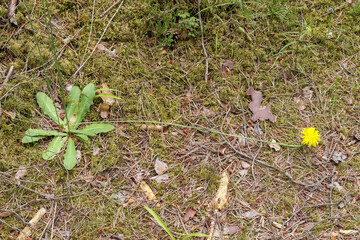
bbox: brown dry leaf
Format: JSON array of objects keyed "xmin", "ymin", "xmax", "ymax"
[
  {"xmin": 246, "ymin": 87, "xmax": 276, "ymax": 122},
  {"xmin": 269, "ymin": 140, "xmax": 281, "ymax": 151},
  {"xmin": 222, "ymin": 60, "xmax": 235, "ymax": 76},
  {"xmin": 294, "ymin": 96, "xmax": 306, "ymax": 111},
  {"xmin": 302, "ymin": 86, "xmax": 313, "ymax": 100},
  {"xmin": 1, "ymin": 109, "xmax": 16, "ymax": 119},
  {"xmin": 90, "ymin": 43, "xmax": 117, "ymax": 57},
  {"xmin": 98, "ymin": 84, "xmax": 115, "ymax": 119},
  {"xmin": 0, "ymin": 211, "xmax": 12, "ymax": 218},
  {"xmin": 154, "ymin": 158, "xmax": 168, "ymax": 175},
  {"xmin": 331, "ymin": 151, "xmax": 347, "ymax": 164},
  {"xmin": 183, "ymin": 207, "xmax": 196, "ymax": 222},
  {"xmin": 212, "ymin": 172, "xmax": 229, "ymax": 210},
  {"xmin": 140, "ymin": 181, "xmax": 160, "ymax": 206},
  {"xmin": 303, "ymin": 222, "xmax": 315, "ymax": 231},
  {"xmin": 150, "ymin": 174, "xmax": 169, "ymax": 183},
  {"xmin": 14, "ymin": 168, "xmax": 27, "ymax": 185},
  {"xmin": 225, "ymin": 226, "xmax": 239, "ymax": 235},
  {"xmin": 241, "ymin": 161, "xmax": 250, "ymax": 169},
  {"xmin": 242, "ymin": 210, "xmax": 261, "ymax": 219}
]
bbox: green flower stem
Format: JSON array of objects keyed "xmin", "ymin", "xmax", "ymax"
[{"xmin": 81, "ymin": 120, "xmax": 304, "ymax": 148}]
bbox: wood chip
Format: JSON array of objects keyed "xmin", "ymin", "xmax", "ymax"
[
  {"xmin": 212, "ymin": 172, "xmax": 229, "ymax": 210},
  {"xmin": 17, "ymin": 208, "xmax": 46, "ymax": 240},
  {"xmin": 140, "ymin": 181, "xmax": 159, "ymax": 207}
]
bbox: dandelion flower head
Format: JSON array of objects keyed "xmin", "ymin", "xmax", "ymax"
[{"xmin": 301, "ymin": 127, "xmax": 321, "ymax": 147}]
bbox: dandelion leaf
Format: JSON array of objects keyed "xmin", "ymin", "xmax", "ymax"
[
  {"xmin": 42, "ymin": 136, "xmax": 66, "ymax": 160},
  {"xmin": 65, "ymin": 86, "xmax": 81, "ymax": 129},
  {"xmin": 63, "ymin": 138, "xmax": 76, "ymax": 170},
  {"xmin": 69, "ymin": 83, "xmax": 95, "ymax": 130},
  {"xmin": 73, "ymin": 123, "xmax": 114, "ymax": 136},
  {"xmin": 36, "ymin": 92, "xmax": 63, "ymax": 126}
]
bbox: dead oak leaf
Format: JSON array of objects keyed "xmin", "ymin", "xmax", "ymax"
[
  {"xmin": 246, "ymin": 87, "xmax": 276, "ymax": 122},
  {"xmin": 0, "ymin": 211, "xmax": 12, "ymax": 218},
  {"xmin": 183, "ymin": 208, "xmax": 196, "ymax": 222}
]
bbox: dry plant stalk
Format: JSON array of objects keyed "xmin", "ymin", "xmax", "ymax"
[{"xmin": 17, "ymin": 207, "xmax": 46, "ymax": 240}]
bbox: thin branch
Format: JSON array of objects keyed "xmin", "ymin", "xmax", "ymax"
[{"xmin": 198, "ymin": 0, "xmax": 209, "ymax": 83}]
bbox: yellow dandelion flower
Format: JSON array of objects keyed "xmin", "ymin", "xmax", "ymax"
[{"xmin": 301, "ymin": 127, "xmax": 321, "ymax": 147}]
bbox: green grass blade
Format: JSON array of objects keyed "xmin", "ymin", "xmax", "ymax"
[
  {"xmin": 144, "ymin": 206, "xmax": 176, "ymax": 240},
  {"xmin": 94, "ymin": 93, "xmax": 121, "ymax": 100},
  {"xmin": 63, "ymin": 138, "xmax": 76, "ymax": 170},
  {"xmin": 95, "ymin": 88, "xmax": 122, "ymax": 93},
  {"xmin": 72, "ymin": 124, "xmax": 114, "ymax": 136},
  {"xmin": 42, "ymin": 136, "xmax": 66, "ymax": 160},
  {"xmin": 182, "ymin": 233, "xmax": 209, "ymax": 239},
  {"xmin": 36, "ymin": 92, "xmax": 63, "ymax": 127}
]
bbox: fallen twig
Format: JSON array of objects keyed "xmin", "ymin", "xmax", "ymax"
[
  {"xmin": 0, "ymin": 65, "xmax": 15, "ymax": 118},
  {"xmin": 8, "ymin": 0, "xmax": 18, "ymax": 25},
  {"xmin": 100, "ymin": 0, "xmax": 122, "ymax": 18}
]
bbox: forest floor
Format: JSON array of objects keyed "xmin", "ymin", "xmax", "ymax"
[{"xmin": 1, "ymin": 0, "xmax": 360, "ymax": 239}]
